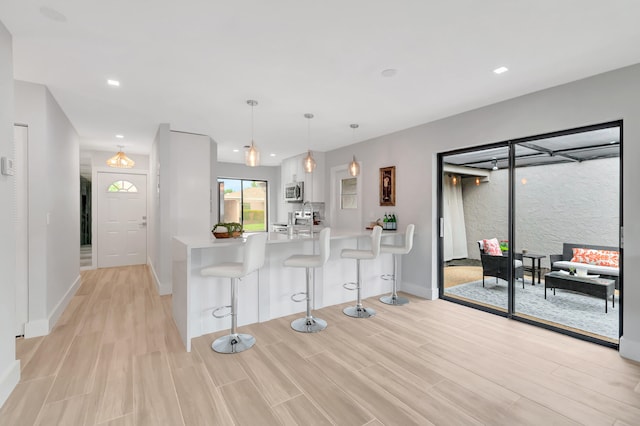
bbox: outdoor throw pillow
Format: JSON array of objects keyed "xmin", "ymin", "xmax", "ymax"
[
  {"xmin": 483, "ymin": 238, "xmax": 502, "ymax": 256},
  {"xmin": 571, "ymin": 248, "xmax": 619, "ymax": 267}
]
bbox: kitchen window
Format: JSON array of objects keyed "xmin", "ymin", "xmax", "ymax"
[{"xmin": 218, "ymin": 178, "xmax": 268, "ymax": 231}]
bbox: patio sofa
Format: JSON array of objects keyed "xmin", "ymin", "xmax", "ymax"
[{"xmin": 550, "ymin": 243, "xmax": 619, "ymax": 288}]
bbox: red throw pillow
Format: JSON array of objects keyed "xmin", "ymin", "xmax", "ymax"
[
  {"xmin": 571, "ymin": 248, "xmax": 619, "ymax": 268},
  {"xmin": 483, "ymin": 238, "xmax": 502, "ymax": 256}
]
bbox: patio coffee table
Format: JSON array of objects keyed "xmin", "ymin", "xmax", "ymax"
[{"xmin": 544, "ymin": 272, "xmax": 615, "ymax": 313}]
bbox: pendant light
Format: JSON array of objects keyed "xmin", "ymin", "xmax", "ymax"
[
  {"xmin": 303, "ymin": 113, "xmax": 316, "ymax": 173},
  {"xmin": 106, "ymin": 145, "xmax": 135, "ymax": 168},
  {"xmin": 245, "ymin": 100, "xmax": 260, "ymax": 167},
  {"xmin": 348, "ymin": 124, "xmax": 360, "ymax": 177}
]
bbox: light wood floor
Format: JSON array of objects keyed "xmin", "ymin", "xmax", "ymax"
[{"xmin": 2, "ymin": 265, "xmax": 640, "ymax": 425}]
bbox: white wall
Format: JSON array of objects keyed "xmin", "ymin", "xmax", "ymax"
[
  {"xmin": 0, "ymin": 20, "xmax": 19, "ymax": 409},
  {"xmin": 463, "ymin": 157, "xmax": 619, "ymax": 267},
  {"xmin": 169, "ymin": 131, "xmax": 211, "ymax": 237},
  {"xmin": 14, "ymin": 81, "xmax": 80, "ymax": 337},
  {"xmin": 216, "ymin": 161, "xmax": 281, "ymax": 226},
  {"xmin": 324, "ymin": 63, "xmax": 640, "ymax": 361},
  {"xmin": 149, "ymin": 127, "xmax": 217, "ymax": 295}
]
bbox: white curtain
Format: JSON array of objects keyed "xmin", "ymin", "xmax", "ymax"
[{"xmin": 443, "ymin": 174, "xmax": 468, "ymax": 261}]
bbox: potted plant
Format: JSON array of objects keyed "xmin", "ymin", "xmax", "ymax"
[{"xmin": 212, "ymin": 222, "xmax": 244, "ymax": 238}]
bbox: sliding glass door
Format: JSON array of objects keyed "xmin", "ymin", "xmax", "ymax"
[
  {"xmin": 512, "ymin": 124, "xmax": 621, "ymax": 344},
  {"xmin": 439, "ymin": 121, "xmax": 622, "ymax": 346},
  {"xmin": 440, "ymin": 145, "xmax": 512, "ymax": 313},
  {"xmin": 218, "ymin": 178, "xmax": 268, "ymax": 232}
]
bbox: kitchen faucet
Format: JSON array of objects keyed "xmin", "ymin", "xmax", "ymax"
[{"xmin": 302, "ymin": 200, "xmax": 314, "ymax": 236}]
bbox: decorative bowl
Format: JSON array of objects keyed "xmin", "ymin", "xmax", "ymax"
[{"xmin": 212, "ymin": 231, "xmax": 243, "ymax": 239}]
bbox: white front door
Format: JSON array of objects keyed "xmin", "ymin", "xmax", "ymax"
[
  {"xmin": 329, "ymin": 165, "xmax": 362, "ymax": 230},
  {"xmin": 15, "ymin": 125, "xmax": 28, "ymax": 336},
  {"xmin": 97, "ymin": 172, "xmax": 147, "ymax": 268}
]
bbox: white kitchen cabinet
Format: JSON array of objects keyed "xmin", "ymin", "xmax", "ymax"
[{"xmin": 280, "ymin": 152, "xmax": 325, "ymax": 203}]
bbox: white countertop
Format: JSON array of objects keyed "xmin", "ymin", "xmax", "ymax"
[{"xmin": 173, "ymin": 229, "xmax": 399, "ymax": 249}]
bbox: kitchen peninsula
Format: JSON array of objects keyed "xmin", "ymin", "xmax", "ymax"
[{"xmin": 172, "ymin": 230, "xmax": 402, "ymax": 351}]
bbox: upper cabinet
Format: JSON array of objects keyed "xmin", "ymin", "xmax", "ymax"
[{"xmin": 280, "ymin": 152, "xmax": 325, "ymax": 202}]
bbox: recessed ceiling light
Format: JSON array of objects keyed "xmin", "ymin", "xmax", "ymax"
[
  {"xmin": 270, "ymin": 153, "xmax": 276, "ymax": 157},
  {"xmin": 493, "ymin": 66, "xmax": 509, "ymax": 74},
  {"xmin": 233, "ymin": 149, "xmax": 239, "ymax": 153},
  {"xmin": 107, "ymin": 79, "xmax": 120, "ymax": 87},
  {"xmin": 381, "ymin": 68, "xmax": 397, "ymax": 78},
  {"xmin": 115, "ymin": 134, "xmax": 124, "ymax": 139},
  {"xmin": 40, "ymin": 6, "xmax": 67, "ymax": 22}
]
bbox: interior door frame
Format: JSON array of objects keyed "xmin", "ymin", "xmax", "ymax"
[
  {"xmin": 93, "ymin": 167, "xmax": 149, "ymax": 269},
  {"xmin": 14, "ymin": 124, "xmax": 29, "ymax": 336}
]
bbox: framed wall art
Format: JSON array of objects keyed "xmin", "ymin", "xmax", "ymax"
[{"xmin": 379, "ymin": 166, "xmax": 395, "ymax": 206}]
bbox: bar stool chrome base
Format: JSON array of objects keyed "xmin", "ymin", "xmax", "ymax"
[
  {"xmin": 291, "ymin": 316, "xmax": 327, "ymax": 333},
  {"xmin": 212, "ymin": 333, "xmax": 256, "ymax": 354},
  {"xmin": 343, "ymin": 305, "xmax": 376, "ymax": 318},
  {"xmin": 380, "ymin": 294, "xmax": 409, "ymax": 305}
]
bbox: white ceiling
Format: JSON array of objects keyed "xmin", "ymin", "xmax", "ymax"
[{"xmin": 2, "ymin": 1, "xmax": 640, "ymax": 166}]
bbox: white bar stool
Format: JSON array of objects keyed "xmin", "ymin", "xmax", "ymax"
[
  {"xmin": 380, "ymin": 224, "xmax": 415, "ymax": 305},
  {"xmin": 341, "ymin": 226, "xmax": 382, "ymax": 318},
  {"xmin": 283, "ymin": 228, "xmax": 331, "ymax": 333},
  {"xmin": 200, "ymin": 233, "xmax": 267, "ymax": 354}
]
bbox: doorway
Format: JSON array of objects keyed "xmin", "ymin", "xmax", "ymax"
[
  {"xmin": 439, "ymin": 122, "xmax": 622, "ymax": 346},
  {"xmin": 80, "ymin": 156, "xmax": 92, "ymax": 268},
  {"xmin": 97, "ymin": 172, "xmax": 148, "ymax": 268}
]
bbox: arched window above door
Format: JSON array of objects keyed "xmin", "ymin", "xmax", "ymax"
[{"xmin": 107, "ymin": 180, "xmax": 138, "ymax": 193}]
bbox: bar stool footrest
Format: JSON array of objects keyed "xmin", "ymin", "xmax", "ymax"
[
  {"xmin": 290, "ymin": 292, "xmax": 307, "ymax": 303},
  {"xmin": 343, "ymin": 282, "xmax": 358, "ymax": 291},
  {"xmin": 211, "ymin": 305, "xmax": 232, "ymax": 319},
  {"xmin": 380, "ymin": 274, "xmax": 394, "ymax": 281}
]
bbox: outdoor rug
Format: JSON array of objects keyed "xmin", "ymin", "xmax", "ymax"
[{"xmin": 445, "ymin": 279, "xmax": 619, "ymax": 340}]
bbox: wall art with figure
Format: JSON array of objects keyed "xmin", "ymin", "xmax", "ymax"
[{"xmin": 380, "ymin": 166, "xmax": 395, "ymax": 206}]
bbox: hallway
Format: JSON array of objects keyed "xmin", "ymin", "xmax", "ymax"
[{"xmin": 1, "ymin": 265, "xmax": 639, "ymax": 425}]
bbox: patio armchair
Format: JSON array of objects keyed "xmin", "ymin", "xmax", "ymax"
[{"xmin": 478, "ymin": 240, "xmax": 524, "ymax": 288}]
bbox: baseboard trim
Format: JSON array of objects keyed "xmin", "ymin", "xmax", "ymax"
[
  {"xmin": 24, "ymin": 320, "xmax": 49, "ymax": 338},
  {"xmin": 149, "ymin": 259, "xmax": 171, "ymax": 295},
  {"xmin": 0, "ymin": 359, "xmax": 20, "ymax": 409},
  {"xmin": 401, "ymin": 281, "xmax": 438, "ymax": 300},
  {"xmin": 24, "ymin": 274, "xmax": 81, "ymax": 338},
  {"xmin": 49, "ymin": 274, "xmax": 81, "ymax": 330},
  {"xmin": 619, "ymin": 336, "xmax": 640, "ymax": 362}
]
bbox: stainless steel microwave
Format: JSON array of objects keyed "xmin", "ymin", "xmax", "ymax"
[{"xmin": 284, "ymin": 182, "xmax": 304, "ymax": 202}]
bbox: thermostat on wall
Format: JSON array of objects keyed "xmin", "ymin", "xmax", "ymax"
[{"xmin": 1, "ymin": 157, "xmax": 15, "ymax": 176}]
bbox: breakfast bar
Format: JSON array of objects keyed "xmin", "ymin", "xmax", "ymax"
[{"xmin": 172, "ymin": 230, "xmax": 402, "ymax": 351}]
